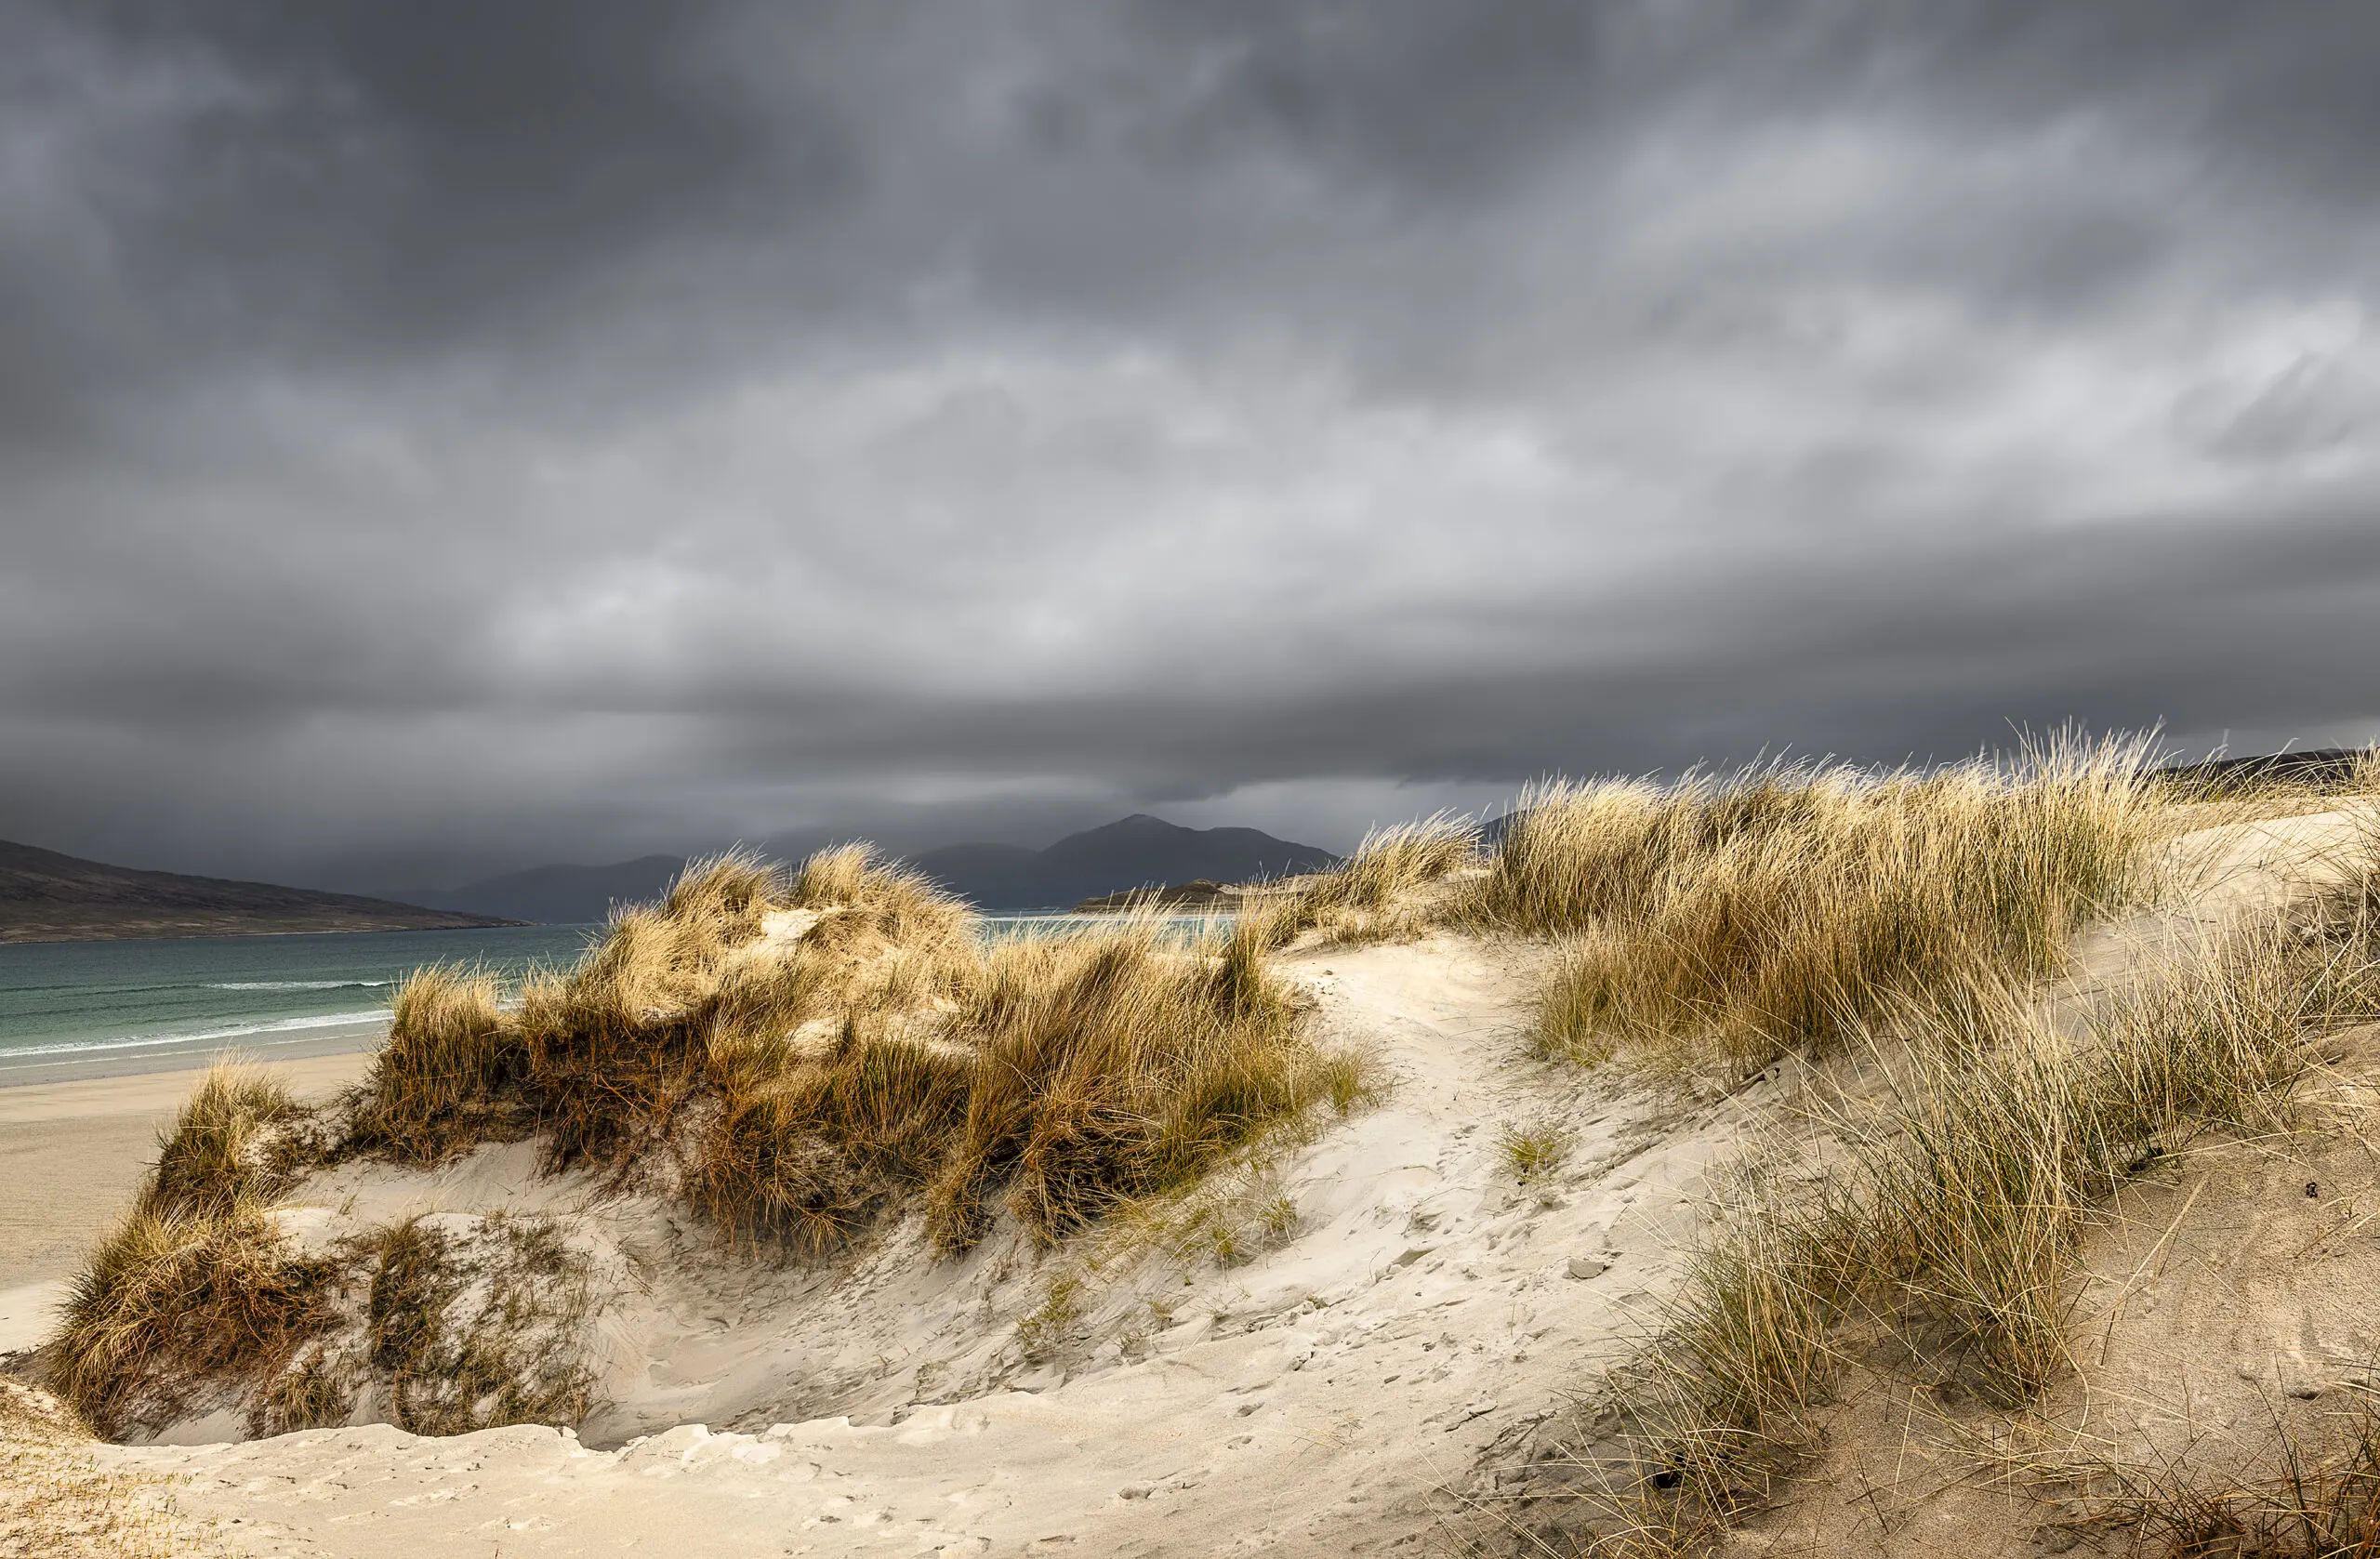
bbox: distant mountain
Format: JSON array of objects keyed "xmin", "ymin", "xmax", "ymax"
[
  {"xmin": 908, "ymin": 815, "xmax": 1339, "ymax": 910},
  {"xmin": 388, "ymin": 818, "xmax": 1339, "ymax": 924},
  {"xmin": 2158, "ymin": 747, "xmax": 2367, "ymax": 793},
  {"xmin": 0, "ymin": 839, "xmax": 522, "ymax": 944},
  {"xmin": 390, "ymin": 855, "xmax": 686, "ymax": 926}
]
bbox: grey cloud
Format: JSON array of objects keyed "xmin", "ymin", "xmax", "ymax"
[{"xmin": 2, "ymin": 2, "xmax": 2377, "ymax": 889}]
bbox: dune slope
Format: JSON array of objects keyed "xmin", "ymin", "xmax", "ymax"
[{"xmin": 93, "ymin": 933, "xmax": 1778, "ymax": 1556}]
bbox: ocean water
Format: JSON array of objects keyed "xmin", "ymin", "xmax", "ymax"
[
  {"xmin": 0, "ymin": 913, "xmax": 1223, "ymax": 1082},
  {"xmin": 0, "ymin": 925, "xmax": 602, "ymax": 1081}
]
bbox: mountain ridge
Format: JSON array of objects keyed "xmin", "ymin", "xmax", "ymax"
[
  {"xmin": 398, "ymin": 816, "xmax": 1340, "ymax": 922},
  {"xmin": 0, "ymin": 839, "xmax": 523, "ymax": 944},
  {"xmin": 389, "ymin": 855, "xmax": 686, "ymax": 927},
  {"xmin": 908, "ymin": 814, "xmax": 1339, "ymax": 909}
]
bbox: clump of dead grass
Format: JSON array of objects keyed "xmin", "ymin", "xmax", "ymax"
[
  {"xmin": 337, "ymin": 845, "xmax": 1331, "ymax": 1262},
  {"xmin": 1250, "ymin": 814, "xmax": 1479, "ymax": 948},
  {"xmin": 50, "ymin": 1203, "xmax": 338, "ymax": 1440},
  {"xmin": 513, "ymin": 851, "xmax": 789, "ymax": 1170},
  {"xmin": 690, "ymin": 1019, "xmax": 973, "ymax": 1253},
  {"xmin": 348, "ymin": 965, "xmax": 526, "ymax": 1161},
  {"xmin": 49, "ymin": 1062, "xmax": 339, "ymax": 1439},
  {"xmin": 789, "ymin": 842, "xmax": 975, "ymax": 959},
  {"xmin": 146, "ymin": 1061, "xmax": 311, "ymax": 1212},
  {"xmin": 60, "ymin": 840, "xmax": 1340, "ymax": 1443},
  {"xmin": 1507, "ymin": 736, "xmax": 2164, "ymax": 1073},
  {"xmin": 1571, "ymin": 847, "xmax": 2380, "ymax": 1553},
  {"xmin": 924, "ymin": 913, "xmax": 1321, "ymax": 1250}
]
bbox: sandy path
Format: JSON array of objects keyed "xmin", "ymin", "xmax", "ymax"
[
  {"xmin": 96, "ymin": 936, "xmax": 1777, "ymax": 1557},
  {"xmin": 0, "ymin": 1053, "xmax": 367, "ymax": 1350}
]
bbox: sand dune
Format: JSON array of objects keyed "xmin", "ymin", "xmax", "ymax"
[
  {"xmin": 89, "ymin": 934, "xmax": 1774, "ymax": 1554},
  {"xmin": 16, "ymin": 797, "xmax": 2380, "ymax": 1556}
]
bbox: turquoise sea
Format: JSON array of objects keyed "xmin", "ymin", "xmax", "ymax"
[{"xmin": 0, "ymin": 914, "xmax": 1207, "ymax": 1083}]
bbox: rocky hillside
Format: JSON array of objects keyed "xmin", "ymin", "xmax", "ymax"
[{"xmin": 0, "ymin": 839, "xmax": 522, "ymax": 942}]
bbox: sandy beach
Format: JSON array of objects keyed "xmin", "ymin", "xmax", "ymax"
[{"xmin": 0, "ymin": 1052, "xmax": 368, "ymax": 1352}]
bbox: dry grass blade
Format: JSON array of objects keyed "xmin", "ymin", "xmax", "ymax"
[
  {"xmin": 1575, "ymin": 834, "xmax": 2380, "ymax": 1551},
  {"xmin": 1253, "ymin": 813, "xmax": 1480, "ymax": 948},
  {"xmin": 926, "ymin": 913, "xmax": 1320, "ymax": 1250},
  {"xmin": 49, "ymin": 1203, "xmax": 337, "ymax": 1439},
  {"xmin": 1503, "ymin": 734, "xmax": 2164, "ymax": 1072}
]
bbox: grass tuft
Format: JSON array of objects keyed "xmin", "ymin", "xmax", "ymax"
[
  {"xmin": 1575, "ymin": 844, "xmax": 2380, "ymax": 1551},
  {"xmin": 690, "ymin": 1020, "xmax": 972, "ymax": 1254},
  {"xmin": 349, "ymin": 965, "xmax": 526, "ymax": 1162},
  {"xmin": 1498, "ymin": 1124, "xmax": 1572, "ymax": 1182},
  {"xmin": 50, "ymin": 1060, "xmax": 340, "ymax": 1437},
  {"xmin": 335, "ymin": 844, "xmax": 1331, "ymax": 1265},
  {"xmin": 147, "ymin": 1061, "xmax": 309, "ymax": 1213},
  {"xmin": 50, "ymin": 1204, "xmax": 337, "ymax": 1440},
  {"xmin": 1252, "ymin": 813, "xmax": 1479, "ymax": 948},
  {"xmin": 1501, "ymin": 736, "xmax": 2163, "ymax": 1073},
  {"xmin": 57, "ymin": 838, "xmax": 1342, "ymax": 1442},
  {"xmin": 925, "ymin": 914, "xmax": 1319, "ymax": 1251}
]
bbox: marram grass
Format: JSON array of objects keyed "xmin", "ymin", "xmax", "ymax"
[
  {"xmin": 1576, "ymin": 836, "xmax": 2380, "ymax": 1553},
  {"xmin": 1502, "ymin": 737, "xmax": 2165, "ymax": 1072},
  {"xmin": 359, "ymin": 849, "xmax": 1330, "ymax": 1255}
]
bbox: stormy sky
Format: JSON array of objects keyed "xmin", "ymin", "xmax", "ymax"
[{"xmin": 4, "ymin": 2, "xmax": 2378, "ymax": 890}]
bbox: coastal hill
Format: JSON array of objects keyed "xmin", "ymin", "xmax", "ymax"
[
  {"xmin": 400, "ymin": 817, "xmax": 1339, "ymax": 922},
  {"xmin": 390, "ymin": 855, "xmax": 686, "ymax": 927},
  {"xmin": 0, "ymin": 838, "xmax": 522, "ymax": 943}
]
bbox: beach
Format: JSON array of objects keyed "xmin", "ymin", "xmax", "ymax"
[{"xmin": 0, "ymin": 1051, "xmax": 369, "ymax": 1353}]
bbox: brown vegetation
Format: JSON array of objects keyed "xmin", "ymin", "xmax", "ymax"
[
  {"xmin": 1564, "ymin": 826, "xmax": 2380, "ymax": 1553},
  {"xmin": 1252, "ymin": 814, "xmax": 1480, "ymax": 947},
  {"xmin": 1498, "ymin": 739, "xmax": 2163, "ymax": 1072},
  {"xmin": 49, "ymin": 844, "xmax": 1344, "ymax": 1445},
  {"xmin": 49, "ymin": 1064, "xmax": 337, "ymax": 1439}
]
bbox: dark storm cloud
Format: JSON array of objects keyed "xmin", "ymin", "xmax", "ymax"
[{"xmin": 2, "ymin": 1, "xmax": 2378, "ymax": 886}]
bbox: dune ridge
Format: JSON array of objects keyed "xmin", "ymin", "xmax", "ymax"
[{"xmin": 15, "ymin": 744, "xmax": 2380, "ymax": 1555}]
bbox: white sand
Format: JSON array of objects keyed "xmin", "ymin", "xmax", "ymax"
[{"xmin": 89, "ymin": 934, "xmax": 1778, "ymax": 1556}]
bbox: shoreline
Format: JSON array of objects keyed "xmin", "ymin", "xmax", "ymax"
[
  {"xmin": 0, "ymin": 917, "xmax": 532, "ymax": 945},
  {"xmin": 0, "ymin": 1017, "xmax": 389, "ymax": 1090}
]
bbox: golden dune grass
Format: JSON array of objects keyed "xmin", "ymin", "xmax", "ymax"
[
  {"xmin": 1251, "ymin": 813, "xmax": 1480, "ymax": 947},
  {"xmin": 356, "ymin": 850, "xmax": 1329, "ymax": 1260},
  {"xmin": 1581, "ymin": 840, "xmax": 2380, "ymax": 1553},
  {"xmin": 1498, "ymin": 737, "xmax": 2163, "ymax": 1072},
  {"xmin": 48, "ymin": 1063, "xmax": 338, "ymax": 1437}
]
